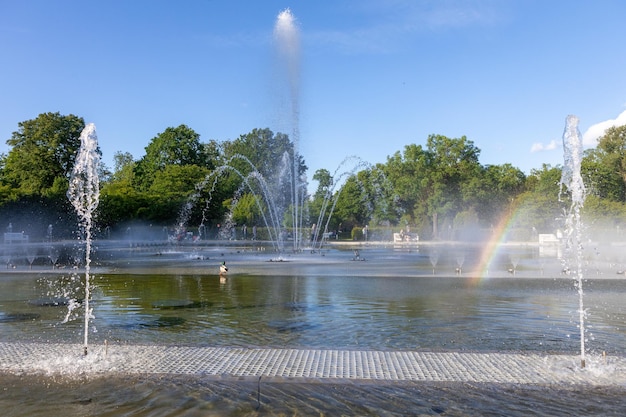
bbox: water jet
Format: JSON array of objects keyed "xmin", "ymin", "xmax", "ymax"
[
  {"xmin": 66, "ymin": 123, "xmax": 100, "ymax": 355},
  {"xmin": 560, "ymin": 114, "xmax": 587, "ymax": 368}
]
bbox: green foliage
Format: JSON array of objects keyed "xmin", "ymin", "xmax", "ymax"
[
  {"xmin": 2, "ymin": 112, "xmax": 86, "ymax": 196},
  {"xmin": 228, "ymin": 193, "xmax": 264, "ymax": 226},
  {"xmin": 332, "ymin": 176, "xmax": 369, "ymax": 231},
  {"xmin": 308, "ymin": 169, "xmax": 332, "ymax": 227},
  {"xmin": 134, "ymin": 124, "xmax": 208, "ymax": 190},
  {"xmin": 351, "ymin": 226, "xmax": 364, "ymax": 240},
  {"xmin": 4, "ymin": 110, "xmax": 626, "ymax": 243},
  {"xmin": 423, "ymin": 134, "xmax": 482, "ymax": 238},
  {"xmin": 511, "ymin": 165, "xmax": 564, "ymax": 236},
  {"xmin": 222, "ymin": 128, "xmax": 306, "ymax": 181},
  {"xmin": 149, "ymin": 165, "xmax": 209, "ymax": 198},
  {"xmin": 583, "ymin": 125, "xmax": 626, "ymax": 202},
  {"xmin": 98, "ymin": 184, "xmax": 145, "ymax": 227}
]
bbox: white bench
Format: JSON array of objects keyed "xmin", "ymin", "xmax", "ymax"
[
  {"xmin": 394, "ymin": 233, "xmax": 418, "ymax": 242},
  {"xmin": 538, "ymin": 233, "xmax": 558, "ymax": 245}
]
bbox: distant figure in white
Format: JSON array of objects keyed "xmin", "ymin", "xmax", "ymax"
[{"xmin": 220, "ymin": 261, "xmax": 228, "ymax": 275}]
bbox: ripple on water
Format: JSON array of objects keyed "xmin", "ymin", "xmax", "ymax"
[{"xmin": 1, "ymin": 373, "xmax": 626, "ymax": 416}]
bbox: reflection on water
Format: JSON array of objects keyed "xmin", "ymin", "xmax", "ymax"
[
  {"xmin": 2, "ymin": 271, "xmax": 626, "ymax": 355},
  {"xmin": 2, "ymin": 243, "xmax": 626, "ymax": 415}
]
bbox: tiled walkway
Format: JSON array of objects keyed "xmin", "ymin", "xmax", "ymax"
[{"xmin": 0, "ymin": 342, "xmax": 623, "ymax": 385}]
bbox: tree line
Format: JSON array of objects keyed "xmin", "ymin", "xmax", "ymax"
[{"xmin": 1, "ymin": 111, "xmax": 626, "ymax": 243}]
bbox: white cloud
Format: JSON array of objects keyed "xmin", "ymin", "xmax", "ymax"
[
  {"xmin": 582, "ymin": 109, "xmax": 626, "ymax": 147},
  {"xmin": 530, "ymin": 139, "xmax": 558, "ymax": 153}
]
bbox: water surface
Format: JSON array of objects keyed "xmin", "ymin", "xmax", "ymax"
[{"xmin": 2, "ymin": 242, "xmax": 626, "ymax": 416}]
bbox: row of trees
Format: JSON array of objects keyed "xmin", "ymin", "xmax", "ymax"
[{"xmin": 1, "ymin": 111, "xmax": 626, "ymax": 243}]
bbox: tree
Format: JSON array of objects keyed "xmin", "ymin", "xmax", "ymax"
[
  {"xmin": 112, "ymin": 151, "xmax": 134, "ymax": 177},
  {"xmin": 332, "ymin": 176, "xmax": 369, "ymax": 231},
  {"xmin": 2, "ymin": 112, "xmax": 86, "ymax": 196},
  {"xmin": 512, "ymin": 164, "xmax": 563, "ymax": 238},
  {"xmin": 312, "ymin": 169, "xmax": 333, "ymax": 200},
  {"xmin": 477, "ymin": 163, "xmax": 526, "ymax": 222},
  {"xmin": 423, "ymin": 134, "xmax": 482, "ymax": 239},
  {"xmin": 229, "ymin": 192, "xmax": 264, "ymax": 226},
  {"xmin": 222, "ymin": 128, "xmax": 305, "ymax": 181},
  {"xmin": 148, "ymin": 165, "xmax": 210, "ymax": 199},
  {"xmin": 596, "ymin": 124, "xmax": 626, "ymax": 184},
  {"xmin": 583, "ymin": 125, "xmax": 626, "ymax": 202},
  {"xmin": 383, "ymin": 146, "xmax": 425, "ymax": 217},
  {"xmin": 220, "ymin": 128, "xmax": 308, "ymax": 232},
  {"xmin": 308, "ymin": 169, "xmax": 333, "ymax": 226},
  {"xmin": 134, "ymin": 124, "xmax": 208, "ymax": 190}
]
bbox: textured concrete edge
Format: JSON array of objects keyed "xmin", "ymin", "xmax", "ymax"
[{"xmin": 0, "ymin": 342, "xmax": 624, "ymax": 386}]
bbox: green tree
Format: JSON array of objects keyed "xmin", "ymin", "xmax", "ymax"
[
  {"xmin": 423, "ymin": 134, "xmax": 482, "ymax": 239},
  {"xmin": 583, "ymin": 125, "xmax": 626, "ymax": 202},
  {"xmin": 476, "ymin": 163, "xmax": 526, "ymax": 223},
  {"xmin": 222, "ymin": 128, "xmax": 305, "ymax": 181},
  {"xmin": 110, "ymin": 151, "xmax": 135, "ymax": 183},
  {"xmin": 2, "ymin": 112, "xmax": 86, "ymax": 196},
  {"xmin": 309, "ymin": 169, "xmax": 333, "ymax": 227},
  {"xmin": 98, "ymin": 151, "xmax": 139, "ymax": 228},
  {"xmin": 149, "ymin": 165, "xmax": 209, "ymax": 199},
  {"xmin": 229, "ymin": 192, "xmax": 264, "ymax": 226},
  {"xmin": 134, "ymin": 124, "xmax": 208, "ymax": 190},
  {"xmin": 220, "ymin": 128, "xmax": 308, "ymax": 232},
  {"xmin": 513, "ymin": 164, "xmax": 563, "ymax": 239},
  {"xmin": 332, "ymin": 176, "xmax": 369, "ymax": 231},
  {"xmin": 382, "ymin": 144, "xmax": 429, "ymax": 232}
]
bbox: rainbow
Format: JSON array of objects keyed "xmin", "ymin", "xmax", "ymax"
[{"xmin": 473, "ymin": 208, "xmax": 522, "ymax": 283}]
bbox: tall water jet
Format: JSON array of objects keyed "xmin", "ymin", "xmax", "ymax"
[
  {"xmin": 67, "ymin": 123, "xmax": 100, "ymax": 355},
  {"xmin": 559, "ymin": 115, "xmax": 586, "ymax": 368},
  {"xmin": 274, "ymin": 8, "xmax": 303, "ymax": 250}
]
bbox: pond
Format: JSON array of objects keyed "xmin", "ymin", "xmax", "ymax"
[{"xmin": 1, "ymin": 241, "xmax": 626, "ymax": 416}]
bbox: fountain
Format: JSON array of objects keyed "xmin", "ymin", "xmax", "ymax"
[
  {"xmin": 560, "ymin": 114, "xmax": 587, "ymax": 368},
  {"xmin": 172, "ymin": 10, "xmax": 309, "ymax": 254},
  {"xmin": 274, "ymin": 8, "xmax": 304, "ymax": 251},
  {"xmin": 66, "ymin": 122, "xmax": 100, "ymax": 355},
  {"xmin": 429, "ymin": 248, "xmax": 439, "ymax": 274},
  {"xmin": 181, "ymin": 154, "xmax": 291, "ymax": 252},
  {"xmin": 1, "ymin": 9, "xmax": 626, "ymax": 416}
]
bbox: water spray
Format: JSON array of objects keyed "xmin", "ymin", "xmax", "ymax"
[
  {"xmin": 560, "ymin": 115, "xmax": 586, "ymax": 368},
  {"xmin": 67, "ymin": 123, "xmax": 100, "ymax": 356}
]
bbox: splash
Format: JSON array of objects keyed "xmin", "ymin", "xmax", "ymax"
[
  {"xmin": 67, "ymin": 123, "xmax": 100, "ymax": 355},
  {"xmin": 560, "ymin": 115, "xmax": 587, "ymax": 368}
]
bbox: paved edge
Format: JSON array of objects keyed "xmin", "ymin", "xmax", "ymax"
[{"xmin": 0, "ymin": 342, "xmax": 623, "ymax": 385}]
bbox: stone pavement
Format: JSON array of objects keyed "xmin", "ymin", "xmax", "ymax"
[{"xmin": 0, "ymin": 342, "xmax": 624, "ymax": 385}]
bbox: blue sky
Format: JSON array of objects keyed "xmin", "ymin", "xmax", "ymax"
[{"xmin": 2, "ymin": 0, "xmax": 626, "ymax": 184}]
